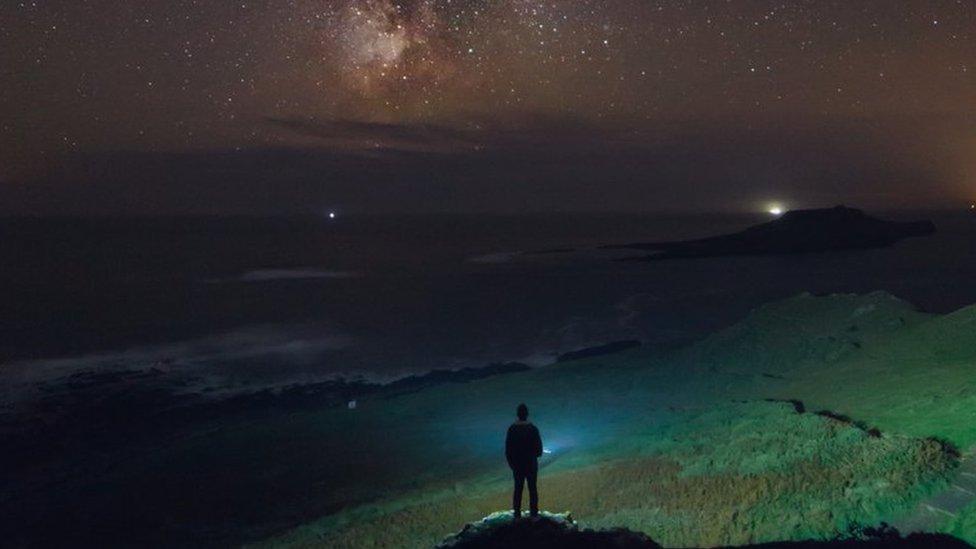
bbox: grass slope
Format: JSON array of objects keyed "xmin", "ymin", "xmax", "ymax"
[
  {"xmin": 9, "ymin": 291, "xmax": 971, "ymax": 547},
  {"xmin": 256, "ymin": 291, "xmax": 976, "ymax": 547}
]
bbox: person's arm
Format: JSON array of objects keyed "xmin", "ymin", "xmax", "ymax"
[
  {"xmin": 533, "ymin": 425, "xmax": 543, "ymax": 458},
  {"xmin": 505, "ymin": 425, "xmax": 515, "ymax": 467}
]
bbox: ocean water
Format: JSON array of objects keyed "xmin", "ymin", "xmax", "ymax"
[
  {"xmin": 6, "ymin": 210, "xmax": 976, "ymax": 548},
  {"xmin": 2, "ymin": 211, "xmax": 976, "ymax": 399}
]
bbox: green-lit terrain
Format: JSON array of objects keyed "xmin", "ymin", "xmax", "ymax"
[{"xmin": 251, "ymin": 292, "xmax": 976, "ymax": 548}]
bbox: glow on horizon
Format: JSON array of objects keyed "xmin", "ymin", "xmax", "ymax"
[{"xmin": 768, "ymin": 206, "xmax": 784, "ymax": 216}]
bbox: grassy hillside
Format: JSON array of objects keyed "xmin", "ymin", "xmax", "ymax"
[{"xmin": 256, "ymin": 291, "xmax": 976, "ymax": 548}]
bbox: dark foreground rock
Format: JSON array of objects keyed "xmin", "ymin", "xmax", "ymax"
[
  {"xmin": 740, "ymin": 533, "xmax": 972, "ymax": 548},
  {"xmin": 437, "ymin": 512, "xmax": 972, "ymax": 549},
  {"xmin": 437, "ymin": 512, "xmax": 662, "ymax": 549},
  {"xmin": 606, "ymin": 206, "xmax": 934, "ymax": 260}
]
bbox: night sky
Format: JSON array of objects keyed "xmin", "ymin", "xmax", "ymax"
[{"xmin": 2, "ymin": 1, "xmax": 974, "ymax": 214}]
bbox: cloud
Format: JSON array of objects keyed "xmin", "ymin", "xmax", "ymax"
[
  {"xmin": 267, "ymin": 117, "xmax": 478, "ymax": 152},
  {"xmin": 3, "ymin": 112, "xmax": 972, "ymax": 215}
]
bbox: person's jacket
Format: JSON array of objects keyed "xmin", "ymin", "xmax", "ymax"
[{"xmin": 505, "ymin": 420, "xmax": 542, "ymax": 471}]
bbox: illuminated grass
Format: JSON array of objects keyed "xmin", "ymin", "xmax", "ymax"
[
  {"xmin": 257, "ymin": 402, "xmax": 954, "ymax": 548},
  {"xmin": 253, "ymin": 292, "xmax": 976, "ymax": 547}
]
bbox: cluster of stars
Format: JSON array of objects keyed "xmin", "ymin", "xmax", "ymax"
[{"xmin": 0, "ymin": 0, "xmax": 973, "ymax": 176}]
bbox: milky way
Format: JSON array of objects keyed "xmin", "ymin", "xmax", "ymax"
[
  {"xmin": 332, "ymin": 1, "xmax": 443, "ymax": 94},
  {"xmin": 1, "ymin": 1, "xmax": 975, "ymax": 212}
]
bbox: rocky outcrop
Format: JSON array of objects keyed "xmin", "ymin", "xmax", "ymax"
[
  {"xmin": 436, "ymin": 511, "xmax": 661, "ymax": 548},
  {"xmin": 437, "ymin": 512, "xmax": 972, "ymax": 548},
  {"xmin": 606, "ymin": 206, "xmax": 934, "ymax": 260}
]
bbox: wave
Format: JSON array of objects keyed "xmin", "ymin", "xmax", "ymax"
[
  {"xmin": 207, "ymin": 268, "xmax": 359, "ymax": 283},
  {"xmin": 0, "ymin": 324, "xmax": 354, "ymax": 404},
  {"xmin": 467, "ymin": 251, "xmax": 523, "ymax": 264}
]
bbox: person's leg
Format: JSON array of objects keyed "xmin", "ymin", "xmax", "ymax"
[
  {"xmin": 527, "ymin": 465, "xmax": 539, "ymax": 517},
  {"xmin": 513, "ymin": 470, "xmax": 525, "ymax": 518}
]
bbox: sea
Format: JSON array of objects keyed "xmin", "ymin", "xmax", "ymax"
[{"xmin": 2, "ymin": 210, "xmax": 976, "ymax": 402}]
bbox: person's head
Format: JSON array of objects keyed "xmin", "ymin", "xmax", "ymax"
[{"xmin": 516, "ymin": 403, "xmax": 529, "ymax": 421}]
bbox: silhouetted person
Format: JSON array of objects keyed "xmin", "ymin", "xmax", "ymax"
[{"xmin": 505, "ymin": 403, "xmax": 542, "ymax": 519}]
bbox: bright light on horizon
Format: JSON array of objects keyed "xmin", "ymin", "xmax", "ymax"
[{"xmin": 764, "ymin": 201, "xmax": 786, "ymax": 216}]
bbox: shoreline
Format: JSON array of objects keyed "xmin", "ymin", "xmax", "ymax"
[{"xmin": 7, "ymin": 291, "xmax": 976, "ymax": 547}]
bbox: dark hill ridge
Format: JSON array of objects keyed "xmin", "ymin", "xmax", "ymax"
[
  {"xmin": 606, "ymin": 206, "xmax": 934, "ymax": 260},
  {"xmin": 437, "ymin": 512, "xmax": 971, "ymax": 549},
  {"xmin": 556, "ymin": 340, "xmax": 641, "ymax": 362}
]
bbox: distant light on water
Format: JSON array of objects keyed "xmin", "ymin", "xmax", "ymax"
[{"xmin": 329, "ymin": 212, "xmax": 337, "ymax": 219}]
